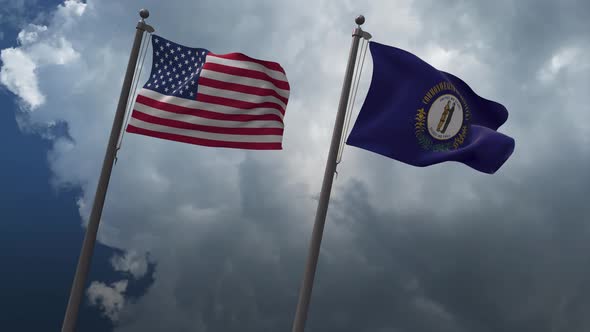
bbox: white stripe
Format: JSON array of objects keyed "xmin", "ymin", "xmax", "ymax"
[
  {"xmin": 133, "ymin": 103, "xmax": 284, "ymax": 128},
  {"xmin": 196, "ymin": 85, "xmax": 286, "ymax": 110},
  {"xmin": 128, "ymin": 117, "xmax": 283, "ymax": 143},
  {"xmin": 137, "ymin": 89, "xmax": 284, "ymax": 120},
  {"xmin": 199, "ymin": 69, "xmax": 290, "ymax": 98},
  {"xmin": 205, "ymin": 55, "xmax": 288, "ymax": 82}
]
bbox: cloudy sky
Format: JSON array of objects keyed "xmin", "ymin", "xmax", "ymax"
[{"xmin": 1, "ymin": 0, "xmax": 589, "ymax": 331}]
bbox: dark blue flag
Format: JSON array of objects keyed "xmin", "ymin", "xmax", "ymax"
[{"xmin": 346, "ymin": 41, "xmax": 515, "ymax": 174}]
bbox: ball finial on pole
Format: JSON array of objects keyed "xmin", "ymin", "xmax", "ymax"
[
  {"xmin": 355, "ymin": 15, "xmax": 365, "ymax": 25},
  {"xmin": 139, "ymin": 9, "xmax": 150, "ymax": 19}
]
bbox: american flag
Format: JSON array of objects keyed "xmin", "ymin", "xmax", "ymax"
[{"xmin": 126, "ymin": 35, "xmax": 290, "ymax": 150}]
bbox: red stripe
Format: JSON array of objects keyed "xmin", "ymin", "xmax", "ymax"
[
  {"xmin": 126, "ymin": 124, "xmax": 282, "ymax": 150},
  {"xmin": 202, "ymin": 63, "xmax": 290, "ymax": 91},
  {"xmin": 131, "ymin": 110, "xmax": 284, "ymax": 136},
  {"xmin": 136, "ymin": 94, "xmax": 284, "ymax": 123},
  {"xmin": 199, "ymin": 77, "xmax": 289, "ymax": 105},
  {"xmin": 208, "ymin": 52, "xmax": 286, "ymax": 74},
  {"xmin": 196, "ymin": 93, "xmax": 285, "ymax": 114}
]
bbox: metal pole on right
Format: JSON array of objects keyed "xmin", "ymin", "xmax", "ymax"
[{"xmin": 291, "ymin": 15, "xmax": 367, "ymax": 332}]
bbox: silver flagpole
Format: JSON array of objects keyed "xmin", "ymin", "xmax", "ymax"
[
  {"xmin": 61, "ymin": 9, "xmax": 154, "ymax": 332},
  {"xmin": 291, "ymin": 15, "xmax": 370, "ymax": 332}
]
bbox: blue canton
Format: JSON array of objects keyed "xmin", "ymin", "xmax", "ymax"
[{"xmin": 144, "ymin": 35, "xmax": 209, "ymax": 100}]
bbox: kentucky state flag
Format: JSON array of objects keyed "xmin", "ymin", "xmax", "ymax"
[{"xmin": 346, "ymin": 41, "xmax": 515, "ymax": 174}]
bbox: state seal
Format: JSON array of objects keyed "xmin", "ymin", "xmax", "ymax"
[{"xmin": 415, "ymin": 81, "xmax": 471, "ymax": 151}]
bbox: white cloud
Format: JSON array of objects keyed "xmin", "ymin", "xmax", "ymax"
[
  {"xmin": 0, "ymin": 47, "xmax": 44, "ymax": 108},
  {"xmin": 17, "ymin": 25, "xmax": 48, "ymax": 45},
  {"xmin": 111, "ymin": 251, "xmax": 149, "ymax": 279},
  {"xmin": 87, "ymin": 280, "xmax": 128, "ymax": 321},
  {"xmin": 0, "ymin": 2, "xmax": 83, "ymax": 110},
  {"xmin": 532, "ymin": 44, "xmax": 590, "ymax": 146},
  {"xmin": 413, "ymin": 297, "xmax": 455, "ymax": 323},
  {"xmin": 58, "ymin": 0, "xmax": 86, "ymax": 17},
  {"xmin": 0, "ymin": 32, "xmax": 80, "ymax": 109},
  {"xmin": 537, "ymin": 47, "xmax": 582, "ymax": 83}
]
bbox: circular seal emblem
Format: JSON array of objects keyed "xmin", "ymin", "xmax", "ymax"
[
  {"xmin": 427, "ymin": 94, "xmax": 463, "ymax": 140},
  {"xmin": 415, "ymin": 82, "xmax": 471, "ymax": 152}
]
